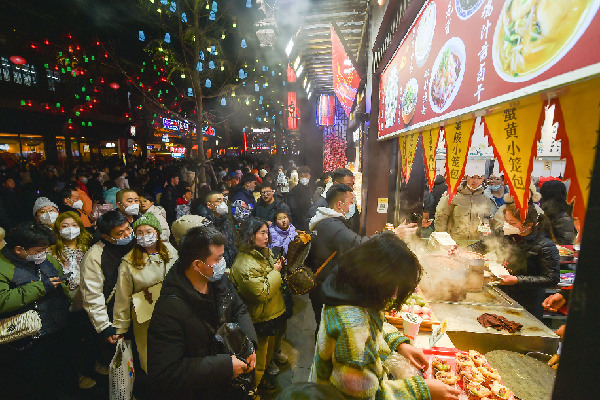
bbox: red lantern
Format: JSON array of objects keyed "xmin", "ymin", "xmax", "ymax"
[
  {"xmin": 109, "ymin": 82, "xmax": 120, "ymax": 90},
  {"xmin": 10, "ymin": 56, "xmax": 27, "ymax": 65}
]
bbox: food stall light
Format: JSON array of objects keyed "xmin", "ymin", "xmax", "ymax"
[
  {"xmin": 293, "ymin": 56, "xmax": 301, "ymax": 71},
  {"xmin": 285, "ymin": 39, "xmax": 294, "ymax": 57}
]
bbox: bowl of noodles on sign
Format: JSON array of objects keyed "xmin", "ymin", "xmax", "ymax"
[
  {"xmin": 429, "ymin": 37, "xmax": 466, "ymax": 114},
  {"xmin": 492, "ymin": 0, "xmax": 600, "ymax": 82},
  {"xmin": 455, "ymin": 0, "xmax": 487, "ymax": 20},
  {"xmin": 402, "ymin": 78, "xmax": 419, "ymax": 124}
]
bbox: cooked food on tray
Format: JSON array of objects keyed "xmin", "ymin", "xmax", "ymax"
[
  {"xmin": 460, "ymin": 365, "xmax": 486, "ymax": 384},
  {"xmin": 494, "ymin": 0, "xmax": 598, "ymax": 80},
  {"xmin": 468, "ymin": 350, "xmax": 487, "ymax": 367},
  {"xmin": 477, "ymin": 365, "xmax": 501, "ymax": 382},
  {"xmin": 415, "ymin": 2, "xmax": 436, "ymax": 66},
  {"xmin": 435, "ymin": 371, "xmax": 460, "ymax": 385},
  {"xmin": 557, "ymin": 245, "xmax": 574, "ymax": 256},
  {"xmin": 402, "ymin": 78, "xmax": 418, "ymax": 124},
  {"xmin": 490, "ymin": 380, "xmax": 514, "ymax": 399},
  {"xmin": 432, "ymin": 356, "xmax": 451, "ymax": 374},
  {"xmin": 430, "ymin": 38, "xmax": 465, "ymax": 112},
  {"xmin": 466, "ymin": 382, "xmax": 492, "ymax": 399}
]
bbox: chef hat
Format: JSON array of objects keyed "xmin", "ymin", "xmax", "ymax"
[
  {"xmin": 491, "ymin": 161, "xmax": 504, "ymax": 178},
  {"xmin": 464, "ymin": 159, "xmax": 486, "ymax": 177}
]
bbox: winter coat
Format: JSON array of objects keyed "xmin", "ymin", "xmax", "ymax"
[
  {"xmin": 80, "ymin": 239, "xmax": 134, "ymax": 337},
  {"xmin": 478, "ymin": 232, "xmax": 560, "ymax": 319},
  {"xmin": 146, "ymin": 204, "xmax": 170, "ymax": 242},
  {"xmin": 547, "ymin": 210, "xmax": 575, "ymax": 245},
  {"xmin": 252, "ymin": 195, "xmax": 291, "ymax": 224},
  {"xmin": 103, "ymin": 186, "xmax": 120, "ymax": 208},
  {"xmin": 312, "ymin": 273, "xmax": 431, "ymax": 400},
  {"xmin": 484, "ymin": 186, "xmax": 507, "ymax": 218},
  {"xmin": 147, "ymin": 262, "xmax": 257, "ymax": 400},
  {"xmin": 160, "ymin": 184, "xmax": 180, "ymax": 224},
  {"xmin": 308, "ymin": 207, "xmax": 370, "ymax": 277},
  {"xmin": 229, "ymin": 247, "xmax": 285, "ymax": 324},
  {"xmin": 268, "ymin": 224, "xmax": 298, "ymax": 254},
  {"xmin": 176, "ymin": 198, "xmax": 191, "ymax": 219},
  {"xmin": 195, "ymin": 204, "xmax": 238, "ymax": 268},
  {"xmin": 287, "ymin": 183, "xmax": 312, "ymax": 231},
  {"xmin": 430, "ymin": 175, "xmax": 448, "ymax": 214},
  {"xmin": 0, "ymin": 248, "xmax": 70, "ymax": 337},
  {"xmin": 230, "ymin": 187, "xmax": 256, "ymax": 221},
  {"xmin": 435, "ymin": 184, "xmax": 495, "ymax": 241},
  {"xmin": 308, "ymin": 194, "xmax": 361, "ymax": 234},
  {"xmin": 113, "ymin": 242, "xmax": 178, "ymax": 372}
]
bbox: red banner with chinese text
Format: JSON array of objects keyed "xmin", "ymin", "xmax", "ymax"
[
  {"xmin": 422, "ymin": 128, "xmax": 440, "ymax": 189},
  {"xmin": 331, "ymin": 25, "xmax": 361, "ymax": 116},
  {"xmin": 483, "ymin": 101, "xmax": 544, "ymax": 220},
  {"xmin": 444, "ymin": 119, "xmax": 475, "ymax": 202}
]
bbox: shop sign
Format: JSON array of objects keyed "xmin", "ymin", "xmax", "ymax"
[
  {"xmin": 377, "ymin": 198, "xmax": 388, "ymax": 213},
  {"xmin": 202, "ymin": 126, "xmax": 215, "ymax": 136},
  {"xmin": 162, "ymin": 117, "xmax": 189, "ymax": 132},
  {"xmin": 171, "ymin": 147, "xmax": 186, "ymax": 154},
  {"xmin": 0, "ymin": 144, "xmax": 9, "ymax": 151},
  {"xmin": 105, "ymin": 142, "xmax": 116, "ymax": 148},
  {"xmin": 331, "ymin": 25, "xmax": 361, "ymax": 116},
  {"xmin": 162, "ymin": 134, "xmax": 169, "ymax": 143},
  {"xmin": 444, "ymin": 119, "xmax": 475, "ymax": 202},
  {"xmin": 378, "ymin": 0, "xmax": 600, "ymax": 140},
  {"xmin": 404, "ymin": 131, "xmax": 420, "ymax": 182}
]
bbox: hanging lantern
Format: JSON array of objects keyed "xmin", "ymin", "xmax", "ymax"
[
  {"xmin": 10, "ymin": 56, "xmax": 27, "ymax": 65},
  {"xmin": 109, "ymin": 82, "xmax": 120, "ymax": 90}
]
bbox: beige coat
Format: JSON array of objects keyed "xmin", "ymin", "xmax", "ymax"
[
  {"xmin": 113, "ymin": 242, "xmax": 178, "ymax": 372},
  {"xmin": 435, "ymin": 184, "xmax": 495, "ymax": 241},
  {"xmin": 80, "ymin": 243, "xmax": 112, "ymax": 333}
]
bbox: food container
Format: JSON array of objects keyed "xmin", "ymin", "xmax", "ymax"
[
  {"xmin": 401, "ymin": 312, "xmax": 422, "ymax": 343},
  {"xmin": 457, "ymin": 251, "xmax": 486, "ymax": 293},
  {"xmin": 418, "ymin": 254, "xmax": 469, "ymax": 302}
]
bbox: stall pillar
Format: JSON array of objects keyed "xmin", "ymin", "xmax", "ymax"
[
  {"xmin": 552, "ymin": 131, "xmax": 600, "ymax": 399},
  {"xmin": 44, "ymin": 133, "xmax": 58, "ymax": 165},
  {"xmin": 300, "ymin": 96, "xmax": 322, "ymax": 176}
]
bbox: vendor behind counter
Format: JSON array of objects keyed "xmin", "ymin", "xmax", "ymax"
[{"xmin": 470, "ymin": 202, "xmax": 560, "ymax": 319}]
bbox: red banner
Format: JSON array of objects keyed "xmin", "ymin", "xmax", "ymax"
[
  {"xmin": 331, "ymin": 25, "xmax": 361, "ymax": 116},
  {"xmin": 378, "ymin": 0, "xmax": 600, "ymax": 140},
  {"xmin": 317, "ymin": 95, "xmax": 335, "ymax": 126},
  {"xmin": 422, "ymin": 127, "xmax": 440, "ymax": 189},
  {"xmin": 288, "ymin": 92, "xmax": 298, "ymax": 130}
]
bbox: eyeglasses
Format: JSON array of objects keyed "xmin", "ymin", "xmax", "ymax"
[{"xmin": 261, "ymin": 190, "xmax": 274, "ymax": 195}]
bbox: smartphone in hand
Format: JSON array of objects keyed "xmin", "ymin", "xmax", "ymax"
[{"xmin": 58, "ymin": 272, "xmax": 72, "ymax": 282}]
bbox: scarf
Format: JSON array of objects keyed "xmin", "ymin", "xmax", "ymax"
[{"xmin": 269, "ymin": 224, "xmax": 298, "ymax": 254}]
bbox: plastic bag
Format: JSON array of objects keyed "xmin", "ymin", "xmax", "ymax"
[
  {"xmin": 109, "ymin": 339, "xmax": 135, "ymax": 400},
  {"xmin": 383, "ymin": 352, "xmax": 421, "ymax": 380}
]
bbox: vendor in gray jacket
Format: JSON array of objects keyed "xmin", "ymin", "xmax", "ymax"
[{"xmin": 307, "ymin": 184, "xmax": 417, "ymax": 329}]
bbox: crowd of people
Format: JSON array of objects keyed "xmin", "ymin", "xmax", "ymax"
[{"xmin": 0, "ymin": 156, "xmax": 576, "ymax": 400}]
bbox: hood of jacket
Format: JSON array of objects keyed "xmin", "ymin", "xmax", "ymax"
[
  {"xmin": 196, "ymin": 203, "xmax": 218, "ymax": 223},
  {"xmin": 309, "ymin": 207, "xmax": 345, "ymax": 231},
  {"xmin": 434, "ymin": 175, "xmax": 447, "ymax": 185}
]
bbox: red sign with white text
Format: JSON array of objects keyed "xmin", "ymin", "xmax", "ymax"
[
  {"xmin": 378, "ymin": 0, "xmax": 600, "ymax": 140},
  {"xmin": 331, "ymin": 25, "xmax": 361, "ymax": 116}
]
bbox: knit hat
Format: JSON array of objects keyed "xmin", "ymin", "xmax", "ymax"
[
  {"xmin": 171, "ymin": 214, "xmax": 211, "ymax": 244},
  {"xmin": 33, "ymin": 197, "xmax": 59, "ymax": 216},
  {"xmin": 132, "ymin": 212, "xmax": 162, "ymax": 234}
]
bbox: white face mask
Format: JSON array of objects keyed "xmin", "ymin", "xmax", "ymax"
[
  {"xmin": 299, "ymin": 178, "xmax": 310, "ymax": 186},
  {"xmin": 60, "ymin": 227, "xmax": 81, "ymax": 241},
  {"xmin": 215, "ymin": 202, "xmax": 229, "ymax": 215},
  {"xmin": 39, "ymin": 212, "xmax": 58, "ymax": 225},
  {"xmin": 503, "ymin": 222, "xmax": 522, "ymax": 236},
  {"xmin": 24, "ymin": 249, "xmax": 47, "ymax": 265},
  {"xmin": 124, "ymin": 204, "xmax": 140, "ymax": 216},
  {"xmin": 71, "ymin": 200, "xmax": 84, "ymax": 210},
  {"xmin": 137, "ymin": 232, "xmax": 158, "ymax": 248}
]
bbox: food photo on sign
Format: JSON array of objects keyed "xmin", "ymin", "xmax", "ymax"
[{"xmin": 378, "ymin": 0, "xmax": 600, "ymax": 140}]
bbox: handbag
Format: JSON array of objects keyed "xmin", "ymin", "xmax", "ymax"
[
  {"xmin": 109, "ymin": 338, "xmax": 135, "ymax": 400},
  {"xmin": 130, "ymin": 261, "xmax": 167, "ymax": 324},
  {"xmin": 286, "ymin": 251, "xmax": 337, "ymax": 295},
  {"xmin": 0, "ymin": 309, "xmax": 42, "ymax": 345}
]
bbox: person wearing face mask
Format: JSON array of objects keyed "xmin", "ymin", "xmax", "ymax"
[
  {"xmin": 476, "ymin": 203, "xmax": 559, "ymax": 319},
  {"xmin": 434, "ymin": 172, "xmax": 496, "ymax": 242},
  {"xmin": 229, "ymin": 217, "xmax": 286, "ymax": 393},
  {"xmin": 80, "ymin": 211, "xmax": 135, "ymax": 374},
  {"xmin": 307, "ymin": 184, "xmax": 418, "ymax": 330},
  {"xmin": 113, "ymin": 213, "xmax": 177, "ymax": 376},
  {"xmin": 139, "ymin": 193, "xmax": 170, "ymax": 242},
  {"xmin": 33, "ymin": 197, "xmax": 60, "ymax": 227},
  {"xmin": 0, "ymin": 223, "xmax": 74, "ymax": 399},
  {"xmin": 60, "ymin": 184, "xmax": 93, "ymax": 228},
  {"xmin": 147, "ymin": 226, "xmax": 257, "ymax": 400},
  {"xmin": 49, "ymin": 211, "xmax": 96, "ymax": 389},
  {"xmin": 195, "ymin": 191, "xmax": 238, "ymax": 267},
  {"xmin": 287, "ymin": 166, "xmax": 313, "ymax": 231},
  {"xmin": 116, "ymin": 189, "xmax": 141, "ymax": 225}
]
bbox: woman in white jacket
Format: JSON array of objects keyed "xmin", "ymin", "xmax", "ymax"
[{"xmin": 113, "ymin": 212, "xmax": 178, "ymax": 372}]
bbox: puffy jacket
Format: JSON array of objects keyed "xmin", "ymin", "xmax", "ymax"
[
  {"xmin": 229, "ymin": 247, "xmax": 285, "ymax": 324},
  {"xmin": 147, "ymin": 263, "xmax": 257, "ymax": 400},
  {"xmin": 0, "ymin": 248, "xmax": 70, "ymax": 337},
  {"xmin": 195, "ymin": 204, "xmax": 238, "ymax": 268},
  {"xmin": 547, "ymin": 210, "xmax": 575, "ymax": 245},
  {"xmin": 435, "ymin": 184, "xmax": 495, "ymax": 241}
]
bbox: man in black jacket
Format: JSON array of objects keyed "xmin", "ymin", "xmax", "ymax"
[
  {"xmin": 252, "ymin": 182, "xmax": 290, "ymax": 225},
  {"xmin": 160, "ymin": 172, "xmax": 180, "ymax": 225},
  {"xmin": 287, "ymin": 166, "xmax": 312, "ymax": 231},
  {"xmin": 195, "ymin": 191, "xmax": 238, "ymax": 268},
  {"xmin": 148, "ymin": 226, "xmax": 257, "ymax": 400},
  {"xmin": 307, "ymin": 184, "xmax": 417, "ymax": 329}
]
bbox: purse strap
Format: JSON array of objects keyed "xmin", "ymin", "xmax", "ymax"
[{"xmin": 314, "ymin": 251, "xmax": 337, "ymax": 277}]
